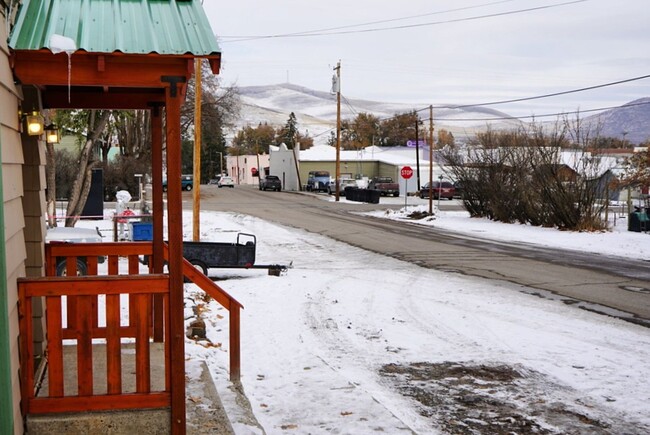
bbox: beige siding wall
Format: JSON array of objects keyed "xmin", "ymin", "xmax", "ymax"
[
  {"xmin": 1, "ymin": 12, "xmax": 26, "ymax": 435},
  {"xmin": 377, "ymin": 162, "xmax": 400, "ymax": 180},
  {"xmin": 20, "ymin": 115, "xmax": 47, "ymax": 358}
]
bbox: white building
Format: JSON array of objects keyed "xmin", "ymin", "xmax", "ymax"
[{"xmin": 225, "ymin": 154, "xmax": 270, "ymax": 186}]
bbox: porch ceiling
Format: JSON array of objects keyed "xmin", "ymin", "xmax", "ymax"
[{"xmin": 10, "ymin": 50, "xmax": 202, "ymax": 109}]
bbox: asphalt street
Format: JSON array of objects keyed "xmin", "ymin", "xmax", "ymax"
[{"xmin": 193, "ymin": 184, "xmax": 650, "ymax": 326}]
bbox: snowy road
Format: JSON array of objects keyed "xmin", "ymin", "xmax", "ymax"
[
  {"xmin": 179, "ymin": 210, "xmax": 650, "ymax": 434},
  {"xmin": 200, "ymin": 185, "xmax": 650, "ymax": 323}
]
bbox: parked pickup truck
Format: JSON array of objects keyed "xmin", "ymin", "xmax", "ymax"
[
  {"xmin": 259, "ymin": 175, "xmax": 282, "ymax": 191},
  {"xmin": 367, "ymin": 176, "xmax": 400, "ymax": 197}
]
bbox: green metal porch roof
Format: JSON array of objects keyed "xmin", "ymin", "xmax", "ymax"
[{"xmin": 8, "ymin": 0, "xmax": 220, "ymax": 56}]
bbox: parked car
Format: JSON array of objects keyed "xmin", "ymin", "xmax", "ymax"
[
  {"xmin": 45, "ymin": 227, "xmax": 105, "ymax": 275},
  {"xmin": 162, "ymin": 174, "xmax": 193, "ymax": 192},
  {"xmin": 453, "ymin": 181, "xmax": 463, "ymax": 198},
  {"xmin": 327, "ymin": 178, "xmax": 357, "ymax": 196},
  {"xmin": 306, "ymin": 170, "xmax": 330, "ymax": 192},
  {"xmin": 259, "ymin": 175, "xmax": 282, "ymax": 191},
  {"xmin": 217, "ymin": 176, "xmax": 235, "ymax": 188},
  {"xmin": 419, "ymin": 181, "xmax": 456, "ymax": 200},
  {"xmin": 207, "ymin": 176, "xmax": 221, "ymax": 185}
]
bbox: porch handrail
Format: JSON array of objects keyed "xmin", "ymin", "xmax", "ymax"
[{"xmin": 162, "ymin": 243, "xmax": 243, "ymax": 381}]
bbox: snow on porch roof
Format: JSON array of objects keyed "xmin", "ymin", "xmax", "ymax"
[{"xmin": 9, "ymin": 0, "xmax": 220, "ymax": 58}]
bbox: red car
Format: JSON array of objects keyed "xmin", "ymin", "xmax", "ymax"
[{"xmin": 419, "ymin": 181, "xmax": 456, "ymax": 200}]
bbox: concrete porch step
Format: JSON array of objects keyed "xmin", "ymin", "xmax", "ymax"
[{"xmin": 25, "ymin": 343, "xmax": 234, "ymax": 434}]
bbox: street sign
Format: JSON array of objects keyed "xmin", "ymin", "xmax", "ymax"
[
  {"xmin": 406, "ymin": 140, "xmax": 427, "ymax": 148},
  {"xmin": 401, "ymin": 166, "xmax": 413, "ymax": 179}
]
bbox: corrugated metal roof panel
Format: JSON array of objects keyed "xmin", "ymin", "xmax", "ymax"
[{"xmin": 9, "ymin": 0, "xmax": 220, "ymax": 56}]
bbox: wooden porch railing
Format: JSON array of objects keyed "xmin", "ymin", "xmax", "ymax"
[
  {"xmin": 162, "ymin": 243, "xmax": 243, "ymax": 380},
  {"xmin": 18, "ymin": 274, "xmax": 170, "ymax": 414},
  {"xmin": 18, "ymin": 241, "xmax": 242, "ymax": 417}
]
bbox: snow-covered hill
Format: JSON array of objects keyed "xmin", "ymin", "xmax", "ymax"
[
  {"xmin": 584, "ymin": 97, "xmax": 650, "ymax": 144},
  {"xmin": 233, "ymin": 84, "xmax": 650, "ymax": 146},
  {"xmin": 235, "ymin": 83, "xmax": 521, "ymax": 145}
]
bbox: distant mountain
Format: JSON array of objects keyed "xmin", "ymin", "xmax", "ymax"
[
  {"xmin": 584, "ymin": 98, "xmax": 650, "ymax": 144},
  {"xmin": 235, "ymin": 83, "xmax": 521, "ymax": 145},
  {"xmin": 234, "ymin": 84, "xmax": 650, "ymax": 146}
]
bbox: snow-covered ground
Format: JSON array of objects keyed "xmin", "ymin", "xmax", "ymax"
[
  {"xmin": 362, "ymin": 199, "xmax": 648, "ymax": 261},
  {"xmin": 77, "ymin": 204, "xmax": 650, "ymax": 434}
]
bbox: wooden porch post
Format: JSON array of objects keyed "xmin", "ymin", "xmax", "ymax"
[
  {"xmin": 165, "ymin": 82, "xmax": 186, "ymax": 434},
  {"xmin": 151, "ymin": 105, "xmax": 165, "ymax": 343},
  {"xmin": 151, "ymin": 104, "xmax": 165, "ymax": 272}
]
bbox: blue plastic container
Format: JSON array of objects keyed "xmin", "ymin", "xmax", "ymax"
[{"xmin": 130, "ymin": 222, "xmax": 153, "ymax": 241}]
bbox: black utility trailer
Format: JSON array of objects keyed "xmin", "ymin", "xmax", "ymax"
[
  {"xmin": 183, "ymin": 233, "xmax": 256, "ymax": 274},
  {"xmin": 182, "ymin": 233, "xmax": 287, "ymax": 276}
]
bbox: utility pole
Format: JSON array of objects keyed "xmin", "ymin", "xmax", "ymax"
[
  {"xmin": 415, "ymin": 117, "xmax": 421, "ymax": 191},
  {"xmin": 192, "ymin": 58, "xmax": 202, "ymax": 241},
  {"xmin": 255, "ymin": 141, "xmax": 261, "ymax": 188},
  {"xmin": 428, "ymin": 105, "xmax": 434, "ymax": 215},
  {"xmin": 334, "ymin": 60, "xmax": 341, "ymax": 201}
]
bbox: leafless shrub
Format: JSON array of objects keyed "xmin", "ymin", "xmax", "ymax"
[{"xmin": 442, "ymin": 119, "xmax": 608, "ymax": 231}]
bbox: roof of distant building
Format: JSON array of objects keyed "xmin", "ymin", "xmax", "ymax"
[{"xmin": 299, "ymin": 145, "xmax": 431, "ymax": 166}]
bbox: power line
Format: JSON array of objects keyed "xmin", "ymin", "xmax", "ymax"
[
  {"xmin": 403, "ymin": 73, "xmax": 650, "ymax": 117},
  {"xmin": 429, "ymin": 74, "xmax": 650, "ymax": 110},
  {"xmin": 219, "ymin": 0, "xmax": 588, "ymax": 42},
  {"xmin": 219, "ymin": 0, "xmax": 520, "ymax": 40},
  {"xmin": 311, "ymin": 100, "xmax": 650, "ymax": 138},
  {"xmin": 289, "ymin": 0, "xmax": 524, "ymax": 36},
  {"xmin": 429, "ymin": 100, "xmax": 650, "ymax": 122},
  {"xmin": 341, "ymin": 95, "xmax": 359, "ymax": 116},
  {"xmin": 247, "ymin": 74, "xmax": 650, "ymax": 138}
]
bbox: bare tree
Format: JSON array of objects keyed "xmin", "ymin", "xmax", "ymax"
[
  {"xmin": 180, "ymin": 62, "xmax": 241, "ymax": 180},
  {"xmin": 442, "ymin": 118, "xmax": 609, "ymax": 231},
  {"xmin": 64, "ymin": 110, "xmax": 111, "ymax": 227},
  {"xmin": 45, "ymin": 141, "xmax": 58, "ymax": 227},
  {"xmin": 115, "ymin": 110, "xmax": 151, "ymax": 158}
]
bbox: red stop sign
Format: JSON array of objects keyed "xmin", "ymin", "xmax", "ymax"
[{"xmin": 401, "ymin": 166, "xmax": 413, "ymax": 179}]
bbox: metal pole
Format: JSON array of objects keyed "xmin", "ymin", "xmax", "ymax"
[
  {"xmin": 437, "ymin": 174, "xmax": 443, "ymax": 210},
  {"xmin": 404, "ymin": 178, "xmax": 408, "ymax": 210}
]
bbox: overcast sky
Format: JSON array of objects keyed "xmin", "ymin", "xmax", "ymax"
[{"xmin": 203, "ymin": 0, "xmax": 649, "ymax": 118}]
